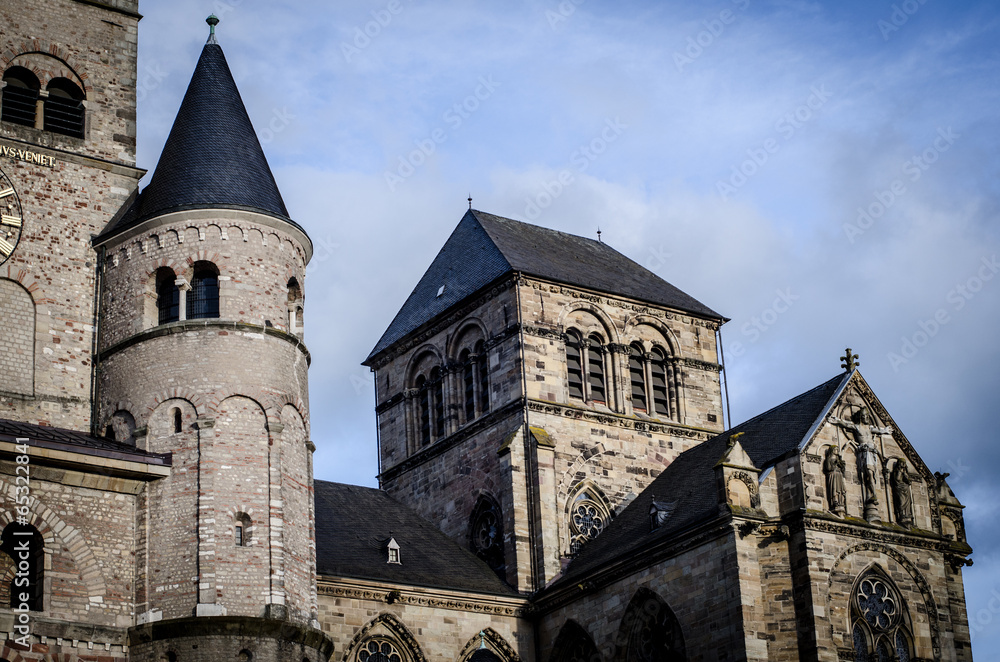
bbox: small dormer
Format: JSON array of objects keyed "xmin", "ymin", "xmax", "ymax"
[{"xmin": 386, "ymin": 537, "xmax": 401, "ymax": 564}]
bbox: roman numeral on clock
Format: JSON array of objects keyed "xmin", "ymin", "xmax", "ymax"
[
  {"xmin": 0, "ymin": 187, "xmax": 14, "ymax": 199},
  {"xmin": 0, "ymin": 237, "xmax": 14, "ymax": 256},
  {"xmin": 1, "ymin": 214, "xmax": 21, "ymax": 227}
]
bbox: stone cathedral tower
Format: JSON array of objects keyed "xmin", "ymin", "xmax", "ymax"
[{"xmin": 91, "ymin": 18, "xmax": 329, "ymax": 661}]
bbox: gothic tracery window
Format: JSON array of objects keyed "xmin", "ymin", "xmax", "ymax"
[
  {"xmin": 550, "ymin": 620, "xmax": 601, "ymax": 662},
  {"xmin": 851, "ymin": 569, "xmax": 912, "ymax": 662},
  {"xmin": 569, "ymin": 490, "xmax": 610, "ymax": 554},
  {"xmin": 619, "ymin": 589, "xmax": 686, "ymax": 662},
  {"xmin": 357, "ymin": 638, "xmax": 403, "ymax": 662},
  {"xmin": 470, "ymin": 495, "xmax": 505, "ymax": 577}
]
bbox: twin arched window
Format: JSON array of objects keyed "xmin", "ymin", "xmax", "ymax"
[
  {"xmin": 410, "ymin": 339, "xmax": 491, "ymax": 449},
  {"xmin": 568, "ymin": 330, "xmax": 676, "ymax": 418},
  {"xmin": 2, "ymin": 67, "xmax": 85, "ymax": 138},
  {"xmin": 153, "ymin": 262, "xmax": 220, "ymax": 325},
  {"xmin": 852, "ymin": 570, "xmax": 912, "ymax": 662}
]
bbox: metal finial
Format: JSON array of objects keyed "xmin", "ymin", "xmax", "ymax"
[
  {"xmin": 840, "ymin": 347, "xmax": 859, "ymax": 372},
  {"xmin": 207, "ymin": 15, "xmax": 220, "ymax": 44},
  {"xmin": 597, "ymin": 227, "xmax": 603, "ymax": 243},
  {"xmin": 468, "ymin": 194, "xmax": 473, "ymax": 210},
  {"xmin": 478, "ymin": 631, "xmax": 486, "ymax": 650}
]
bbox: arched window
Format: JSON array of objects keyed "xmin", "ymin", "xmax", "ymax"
[
  {"xmin": 171, "ymin": 407, "xmax": 182, "ymax": 434},
  {"xmin": 650, "ymin": 348, "xmax": 670, "ymax": 418},
  {"xmin": 0, "ymin": 523, "xmax": 44, "ymax": 611},
  {"xmin": 566, "ymin": 330, "xmax": 584, "ymax": 400},
  {"xmin": 431, "ymin": 366, "xmax": 445, "ymax": 438},
  {"xmin": 550, "ymin": 620, "xmax": 601, "ymax": 662},
  {"xmin": 287, "ymin": 277, "xmax": 303, "ymax": 333},
  {"xmin": 461, "ymin": 349, "xmax": 475, "ymax": 422},
  {"xmin": 629, "ymin": 344, "xmax": 647, "ymax": 412},
  {"xmin": 415, "ymin": 374, "xmax": 431, "ymax": 447},
  {"xmin": 357, "ymin": 638, "xmax": 403, "ymax": 662},
  {"xmin": 475, "ymin": 340, "xmax": 490, "ymax": 414},
  {"xmin": 238, "ymin": 650, "xmax": 253, "ymax": 662},
  {"xmin": 851, "ymin": 569, "xmax": 912, "ymax": 662},
  {"xmin": 234, "ymin": 512, "xmax": 252, "ymax": 547},
  {"xmin": 187, "ymin": 262, "xmax": 219, "ymax": 319},
  {"xmin": 44, "ymin": 78, "xmax": 85, "ymax": 138},
  {"xmin": 469, "ymin": 495, "xmax": 505, "ymax": 577},
  {"xmin": 1, "ymin": 67, "xmax": 40, "ymax": 128},
  {"xmin": 587, "ymin": 334, "xmax": 607, "ymax": 404},
  {"xmin": 568, "ymin": 489, "xmax": 610, "ymax": 554},
  {"xmin": 617, "ymin": 588, "xmax": 686, "ymax": 662},
  {"xmin": 156, "ymin": 267, "xmax": 179, "ymax": 324}
]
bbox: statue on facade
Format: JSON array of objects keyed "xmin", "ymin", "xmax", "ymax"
[
  {"xmin": 829, "ymin": 407, "xmax": 892, "ymax": 522},
  {"xmin": 823, "ymin": 445, "xmax": 847, "ymax": 516},
  {"xmin": 891, "ymin": 460, "xmax": 914, "ymax": 527}
]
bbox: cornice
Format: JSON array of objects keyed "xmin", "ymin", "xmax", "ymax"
[
  {"xmin": 98, "ymin": 319, "xmax": 311, "ymax": 365},
  {"xmin": 526, "ymin": 400, "xmax": 717, "ymax": 440},
  {"xmin": 316, "ymin": 576, "xmax": 531, "ymax": 617}
]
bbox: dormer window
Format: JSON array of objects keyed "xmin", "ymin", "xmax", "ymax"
[
  {"xmin": 387, "ymin": 537, "xmax": 401, "ymax": 564},
  {"xmin": 649, "ymin": 499, "xmax": 673, "ymax": 531}
]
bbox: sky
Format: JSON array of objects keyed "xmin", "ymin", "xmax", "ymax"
[{"xmin": 133, "ymin": 0, "xmax": 999, "ymax": 654}]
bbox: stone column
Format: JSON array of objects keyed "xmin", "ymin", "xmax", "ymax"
[{"xmin": 175, "ymin": 277, "xmax": 191, "ymax": 321}]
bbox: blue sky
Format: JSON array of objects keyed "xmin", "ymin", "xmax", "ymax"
[{"xmin": 135, "ymin": 1, "xmax": 999, "ymax": 654}]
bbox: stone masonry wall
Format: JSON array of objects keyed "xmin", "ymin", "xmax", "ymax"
[{"xmin": 0, "ymin": 0, "xmax": 142, "ymax": 430}]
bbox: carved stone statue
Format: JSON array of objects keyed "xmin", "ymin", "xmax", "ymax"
[
  {"xmin": 823, "ymin": 445, "xmax": 847, "ymax": 516},
  {"xmin": 829, "ymin": 407, "xmax": 892, "ymax": 522},
  {"xmin": 891, "ymin": 460, "xmax": 914, "ymax": 527}
]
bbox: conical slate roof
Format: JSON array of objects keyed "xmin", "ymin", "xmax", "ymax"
[
  {"xmin": 99, "ymin": 41, "xmax": 289, "ymax": 238},
  {"xmin": 364, "ymin": 210, "xmax": 723, "ymax": 364}
]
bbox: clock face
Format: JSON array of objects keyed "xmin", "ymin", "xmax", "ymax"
[{"xmin": 0, "ymin": 166, "xmax": 24, "ymax": 266}]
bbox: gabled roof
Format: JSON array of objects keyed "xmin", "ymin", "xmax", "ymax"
[
  {"xmin": 97, "ymin": 41, "xmax": 291, "ymax": 240},
  {"xmin": 0, "ymin": 418, "xmax": 171, "ymax": 465},
  {"xmin": 365, "ymin": 210, "xmax": 723, "ymax": 363},
  {"xmin": 314, "ymin": 480, "xmax": 515, "ymax": 595},
  {"xmin": 551, "ymin": 372, "xmax": 849, "ymax": 587}
]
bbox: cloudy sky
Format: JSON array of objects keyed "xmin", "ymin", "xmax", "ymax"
[{"xmin": 134, "ymin": 0, "xmax": 999, "ymax": 652}]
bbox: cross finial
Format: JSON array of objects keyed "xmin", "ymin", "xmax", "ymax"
[
  {"xmin": 468, "ymin": 194, "xmax": 473, "ymax": 210},
  {"xmin": 206, "ymin": 15, "xmax": 220, "ymax": 44},
  {"xmin": 841, "ymin": 347, "xmax": 859, "ymax": 372}
]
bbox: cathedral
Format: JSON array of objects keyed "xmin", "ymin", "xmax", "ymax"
[{"xmin": 0, "ymin": 2, "xmax": 974, "ymax": 661}]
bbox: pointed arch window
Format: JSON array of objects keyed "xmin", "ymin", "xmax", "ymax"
[
  {"xmin": 187, "ymin": 262, "xmax": 219, "ymax": 319},
  {"xmin": 851, "ymin": 569, "xmax": 912, "ymax": 662},
  {"xmin": 357, "ymin": 638, "xmax": 403, "ymax": 662},
  {"xmin": 156, "ymin": 267, "xmax": 180, "ymax": 324},
  {"xmin": 2, "ymin": 67, "xmax": 40, "ymax": 128},
  {"xmin": 568, "ymin": 489, "xmax": 610, "ymax": 555},
  {"xmin": 44, "ymin": 78, "xmax": 85, "ymax": 138},
  {"xmin": 550, "ymin": 621, "xmax": 601, "ymax": 662},
  {"xmin": 618, "ymin": 589, "xmax": 686, "ymax": 662},
  {"xmin": 469, "ymin": 495, "xmax": 505, "ymax": 577}
]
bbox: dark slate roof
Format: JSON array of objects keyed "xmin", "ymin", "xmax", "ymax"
[
  {"xmin": 0, "ymin": 418, "xmax": 171, "ymax": 465},
  {"xmin": 551, "ymin": 372, "xmax": 848, "ymax": 588},
  {"xmin": 365, "ymin": 210, "xmax": 723, "ymax": 363},
  {"xmin": 97, "ymin": 42, "xmax": 290, "ymax": 239},
  {"xmin": 314, "ymin": 480, "xmax": 515, "ymax": 595}
]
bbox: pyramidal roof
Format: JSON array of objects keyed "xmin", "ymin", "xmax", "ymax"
[
  {"xmin": 365, "ymin": 210, "xmax": 723, "ymax": 364},
  {"xmin": 98, "ymin": 38, "xmax": 290, "ymax": 239}
]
